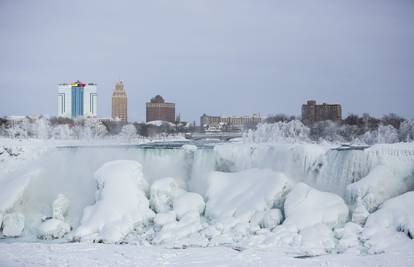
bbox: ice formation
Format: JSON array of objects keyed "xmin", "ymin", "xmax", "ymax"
[
  {"xmin": 74, "ymin": 160, "xmax": 154, "ymax": 243},
  {"xmin": 205, "ymin": 169, "xmax": 293, "ymax": 225},
  {"xmin": 284, "ymin": 183, "xmax": 349, "ymax": 230},
  {"xmin": 149, "ymin": 177, "xmax": 184, "ymax": 213},
  {"xmin": 2, "ymin": 212, "xmax": 25, "ymax": 237},
  {"xmin": 362, "ymin": 191, "xmax": 414, "ymax": 253}
]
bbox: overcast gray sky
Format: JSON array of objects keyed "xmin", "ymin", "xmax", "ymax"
[{"xmin": 0, "ymin": 0, "xmax": 413, "ymax": 122}]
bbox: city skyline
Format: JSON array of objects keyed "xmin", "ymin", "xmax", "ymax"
[{"xmin": 1, "ymin": 0, "xmax": 414, "ymax": 122}]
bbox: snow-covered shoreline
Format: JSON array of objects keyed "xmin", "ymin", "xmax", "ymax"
[{"xmin": 0, "ymin": 241, "xmax": 413, "ymax": 267}]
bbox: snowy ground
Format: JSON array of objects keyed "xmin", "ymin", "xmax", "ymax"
[{"xmin": 1, "ymin": 242, "xmax": 413, "ymax": 267}]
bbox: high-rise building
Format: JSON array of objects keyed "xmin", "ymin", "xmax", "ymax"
[
  {"xmin": 146, "ymin": 95, "xmax": 175, "ymax": 123},
  {"xmin": 111, "ymin": 81, "xmax": 128, "ymax": 122},
  {"xmin": 301, "ymin": 100, "xmax": 342, "ymax": 125},
  {"xmin": 58, "ymin": 81, "xmax": 97, "ymax": 118}
]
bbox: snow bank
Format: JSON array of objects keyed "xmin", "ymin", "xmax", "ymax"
[
  {"xmin": 283, "ymin": 183, "xmax": 349, "ymax": 230},
  {"xmin": 205, "ymin": 169, "xmax": 293, "ymax": 225},
  {"xmin": 74, "ymin": 160, "xmax": 154, "ymax": 243},
  {"xmin": 362, "ymin": 191, "xmax": 414, "ymax": 253}
]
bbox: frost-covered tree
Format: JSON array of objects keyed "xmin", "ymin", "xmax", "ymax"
[
  {"xmin": 399, "ymin": 120, "xmax": 414, "ymax": 142},
  {"xmin": 361, "ymin": 124, "xmax": 399, "ymax": 145},
  {"xmin": 119, "ymin": 124, "xmax": 137, "ymax": 141},
  {"xmin": 244, "ymin": 120, "xmax": 311, "ymax": 143}
]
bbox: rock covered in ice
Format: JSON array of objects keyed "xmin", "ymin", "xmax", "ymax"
[
  {"xmin": 74, "ymin": 160, "xmax": 154, "ymax": 243},
  {"xmin": 283, "ymin": 183, "xmax": 349, "ymax": 230},
  {"xmin": 52, "ymin": 194, "xmax": 70, "ymax": 221},
  {"xmin": 150, "ymin": 177, "xmax": 184, "ymax": 213},
  {"xmin": 38, "ymin": 219, "xmax": 70, "ymax": 240},
  {"xmin": 346, "ymin": 164, "xmax": 414, "ymax": 213},
  {"xmin": 205, "ymin": 169, "xmax": 293, "ymax": 224},
  {"xmin": 173, "ymin": 192, "xmax": 205, "ymax": 219},
  {"xmin": 362, "ymin": 191, "xmax": 414, "ymax": 253},
  {"xmin": 2, "ymin": 212, "xmax": 25, "ymax": 237}
]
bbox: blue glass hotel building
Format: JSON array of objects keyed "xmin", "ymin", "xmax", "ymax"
[{"xmin": 58, "ymin": 81, "xmax": 97, "ymax": 118}]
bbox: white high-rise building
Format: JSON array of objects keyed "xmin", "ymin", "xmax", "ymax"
[{"xmin": 58, "ymin": 81, "xmax": 97, "ymax": 118}]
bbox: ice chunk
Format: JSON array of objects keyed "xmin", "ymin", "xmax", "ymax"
[
  {"xmin": 173, "ymin": 192, "xmax": 205, "ymax": 219},
  {"xmin": 153, "ymin": 211, "xmax": 204, "ymax": 246},
  {"xmin": 362, "ymin": 191, "xmax": 414, "ymax": 253},
  {"xmin": 283, "ymin": 183, "xmax": 349, "ymax": 230},
  {"xmin": 52, "ymin": 194, "xmax": 70, "ymax": 221},
  {"xmin": 2, "ymin": 212, "xmax": 25, "ymax": 237},
  {"xmin": 351, "ymin": 200, "xmax": 369, "ymax": 225},
  {"xmin": 262, "ymin": 209, "xmax": 283, "ymax": 229},
  {"xmin": 300, "ymin": 224, "xmax": 336, "ymax": 255},
  {"xmin": 182, "ymin": 144, "xmax": 197, "ymax": 151},
  {"xmin": 205, "ymin": 169, "xmax": 293, "ymax": 224},
  {"xmin": 346, "ymin": 164, "xmax": 414, "ymax": 213},
  {"xmin": 154, "ymin": 211, "xmax": 176, "ymax": 228},
  {"xmin": 38, "ymin": 219, "xmax": 70, "ymax": 240},
  {"xmin": 150, "ymin": 177, "xmax": 184, "ymax": 213},
  {"xmin": 336, "ymin": 222, "xmax": 362, "ymax": 253},
  {"xmin": 74, "ymin": 160, "xmax": 154, "ymax": 243}
]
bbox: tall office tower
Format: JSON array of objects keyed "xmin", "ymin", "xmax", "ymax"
[
  {"xmin": 112, "ymin": 81, "xmax": 128, "ymax": 122},
  {"xmin": 58, "ymin": 81, "xmax": 97, "ymax": 118}
]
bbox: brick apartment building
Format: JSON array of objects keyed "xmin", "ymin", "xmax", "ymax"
[
  {"xmin": 302, "ymin": 100, "xmax": 342, "ymax": 126},
  {"xmin": 146, "ymin": 95, "xmax": 175, "ymax": 123}
]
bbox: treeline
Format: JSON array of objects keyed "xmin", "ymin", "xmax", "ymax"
[
  {"xmin": 264, "ymin": 113, "xmax": 414, "ymax": 143},
  {"xmin": 0, "ymin": 116, "xmax": 196, "ymax": 140}
]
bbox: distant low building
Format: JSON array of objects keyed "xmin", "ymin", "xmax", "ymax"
[
  {"xmin": 200, "ymin": 114, "xmax": 262, "ymax": 131},
  {"xmin": 58, "ymin": 81, "xmax": 97, "ymax": 118},
  {"xmin": 112, "ymin": 81, "xmax": 128, "ymax": 122},
  {"xmin": 302, "ymin": 100, "xmax": 342, "ymax": 125},
  {"xmin": 146, "ymin": 95, "xmax": 175, "ymax": 123}
]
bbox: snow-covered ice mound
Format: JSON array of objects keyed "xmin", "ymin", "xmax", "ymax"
[
  {"xmin": 283, "ymin": 183, "xmax": 349, "ymax": 230},
  {"xmin": 205, "ymin": 168, "xmax": 293, "ymax": 225},
  {"xmin": 74, "ymin": 160, "xmax": 154, "ymax": 243},
  {"xmin": 362, "ymin": 191, "xmax": 414, "ymax": 253},
  {"xmin": 149, "ymin": 177, "xmax": 185, "ymax": 213},
  {"xmin": 0, "ymin": 170, "xmax": 40, "ymax": 214},
  {"xmin": 347, "ymin": 163, "xmax": 414, "ymax": 213}
]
